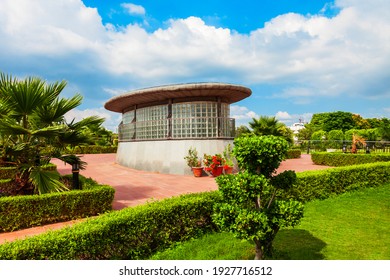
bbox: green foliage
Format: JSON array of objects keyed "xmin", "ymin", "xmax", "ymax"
[
  {"xmin": 1, "ymin": 162, "xmax": 389, "ymax": 259},
  {"xmin": 0, "ymin": 72, "xmax": 105, "ymax": 194},
  {"xmin": 327, "ymin": 130, "xmax": 344, "ymax": 141},
  {"xmin": 311, "ymin": 152, "xmax": 390, "ymax": 166},
  {"xmin": 311, "ymin": 130, "xmax": 327, "ymax": 141},
  {"xmin": 214, "ymin": 135, "xmax": 304, "ymax": 259},
  {"xmin": 151, "ymin": 184, "xmax": 390, "ymax": 260},
  {"xmin": 311, "ymin": 111, "xmax": 355, "ymax": 132},
  {"xmin": 0, "ymin": 191, "xmax": 220, "ymax": 260},
  {"xmin": 284, "ymin": 162, "xmax": 390, "ymax": 202},
  {"xmin": 67, "ymin": 145, "xmax": 117, "ymax": 154},
  {"xmin": 233, "ymin": 135, "xmax": 289, "ymax": 178},
  {"xmin": 249, "ymin": 116, "xmax": 294, "ymax": 144},
  {"xmin": 184, "ymin": 147, "xmax": 201, "ymax": 168},
  {"xmin": 0, "ymin": 177, "xmax": 114, "ymax": 232},
  {"xmin": 235, "ymin": 125, "xmax": 251, "ymax": 138},
  {"xmin": 0, "ymin": 167, "xmax": 17, "ymax": 180},
  {"xmin": 286, "ymin": 149, "xmax": 301, "ymax": 159},
  {"xmin": 378, "ymin": 118, "xmax": 390, "ymax": 140}
]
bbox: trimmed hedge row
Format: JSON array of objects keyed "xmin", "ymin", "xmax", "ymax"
[
  {"xmin": 0, "ymin": 191, "xmax": 220, "ymax": 260},
  {"xmin": 0, "ymin": 163, "xmax": 57, "ymax": 180},
  {"xmin": 284, "ymin": 162, "xmax": 390, "ymax": 202},
  {"xmin": 0, "ymin": 177, "xmax": 115, "ymax": 232},
  {"xmin": 0, "ymin": 162, "xmax": 389, "ymax": 259},
  {"xmin": 286, "ymin": 149, "xmax": 301, "ymax": 159},
  {"xmin": 311, "ymin": 152, "xmax": 390, "ymax": 166},
  {"xmin": 67, "ymin": 145, "xmax": 117, "ymax": 154}
]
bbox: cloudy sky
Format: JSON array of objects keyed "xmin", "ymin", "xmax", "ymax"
[{"xmin": 0, "ymin": 0, "xmax": 389, "ymax": 131}]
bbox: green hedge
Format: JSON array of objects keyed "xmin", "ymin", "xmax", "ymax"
[
  {"xmin": 1, "ymin": 162, "xmax": 389, "ymax": 259},
  {"xmin": 286, "ymin": 149, "xmax": 301, "ymax": 159},
  {"xmin": 0, "ymin": 179, "xmax": 13, "ymax": 197},
  {"xmin": 0, "ymin": 167, "xmax": 16, "ymax": 180},
  {"xmin": 0, "ymin": 191, "xmax": 220, "ymax": 260},
  {"xmin": 0, "ymin": 164, "xmax": 56, "ymax": 180},
  {"xmin": 283, "ymin": 162, "xmax": 390, "ymax": 202},
  {"xmin": 67, "ymin": 145, "xmax": 117, "ymax": 154},
  {"xmin": 311, "ymin": 152, "xmax": 390, "ymax": 166},
  {"xmin": 0, "ymin": 177, "xmax": 115, "ymax": 232}
]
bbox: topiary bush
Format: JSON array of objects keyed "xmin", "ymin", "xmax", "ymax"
[
  {"xmin": 213, "ymin": 135, "xmax": 304, "ymax": 260},
  {"xmin": 311, "ymin": 152, "xmax": 390, "ymax": 166},
  {"xmin": 0, "ymin": 176, "xmax": 115, "ymax": 232}
]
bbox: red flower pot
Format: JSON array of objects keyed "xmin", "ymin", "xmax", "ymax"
[
  {"xmin": 224, "ymin": 166, "xmax": 234, "ymax": 174},
  {"xmin": 211, "ymin": 166, "xmax": 223, "ymax": 177},
  {"xmin": 192, "ymin": 167, "xmax": 203, "ymax": 177}
]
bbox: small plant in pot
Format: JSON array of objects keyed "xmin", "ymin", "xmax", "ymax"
[
  {"xmin": 184, "ymin": 147, "xmax": 203, "ymax": 177},
  {"xmin": 203, "ymin": 153, "xmax": 225, "ymax": 177}
]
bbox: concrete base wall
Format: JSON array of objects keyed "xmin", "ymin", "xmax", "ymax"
[{"xmin": 116, "ymin": 139, "xmax": 234, "ymax": 175}]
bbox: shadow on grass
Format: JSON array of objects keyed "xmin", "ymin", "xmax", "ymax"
[{"xmin": 273, "ymin": 229, "xmax": 327, "ymax": 260}]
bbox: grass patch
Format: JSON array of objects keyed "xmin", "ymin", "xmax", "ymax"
[{"xmin": 150, "ymin": 184, "xmax": 390, "ymax": 260}]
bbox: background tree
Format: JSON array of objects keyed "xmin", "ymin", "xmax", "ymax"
[
  {"xmin": 249, "ymin": 116, "xmax": 293, "ymax": 144},
  {"xmin": 311, "ymin": 130, "xmax": 327, "ymax": 141},
  {"xmin": 213, "ymin": 135, "xmax": 304, "ymax": 260},
  {"xmin": 378, "ymin": 118, "xmax": 390, "ymax": 141},
  {"xmin": 235, "ymin": 125, "xmax": 251, "ymax": 138},
  {"xmin": 0, "ymin": 73, "xmax": 104, "ymax": 194},
  {"xmin": 296, "ymin": 123, "xmax": 315, "ymax": 141}
]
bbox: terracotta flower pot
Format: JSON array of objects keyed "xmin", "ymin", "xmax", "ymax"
[
  {"xmin": 211, "ymin": 166, "xmax": 223, "ymax": 177},
  {"xmin": 192, "ymin": 167, "xmax": 203, "ymax": 177},
  {"xmin": 224, "ymin": 166, "xmax": 234, "ymax": 174}
]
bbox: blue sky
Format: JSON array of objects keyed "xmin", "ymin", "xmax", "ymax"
[{"xmin": 0, "ymin": 0, "xmax": 389, "ymax": 131}]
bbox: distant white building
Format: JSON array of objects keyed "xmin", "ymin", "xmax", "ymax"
[{"xmin": 289, "ymin": 122, "xmax": 305, "ymax": 134}]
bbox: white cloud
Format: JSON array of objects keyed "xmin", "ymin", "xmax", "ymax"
[
  {"xmin": 275, "ymin": 112, "xmax": 313, "ymax": 126},
  {"xmin": 275, "ymin": 111, "xmax": 292, "ymax": 121},
  {"xmin": 0, "ymin": 0, "xmax": 389, "ymax": 120},
  {"xmin": 230, "ymin": 105, "xmax": 259, "ymax": 126},
  {"xmin": 121, "ymin": 3, "xmax": 146, "ymax": 16},
  {"xmin": 65, "ymin": 108, "xmax": 120, "ymax": 132}
]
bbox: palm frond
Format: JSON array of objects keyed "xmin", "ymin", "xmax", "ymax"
[
  {"xmin": 29, "ymin": 167, "xmax": 69, "ymax": 194},
  {"xmin": 56, "ymin": 154, "xmax": 87, "ymax": 170}
]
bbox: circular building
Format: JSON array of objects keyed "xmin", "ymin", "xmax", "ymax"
[{"xmin": 104, "ymin": 82, "xmax": 251, "ymax": 175}]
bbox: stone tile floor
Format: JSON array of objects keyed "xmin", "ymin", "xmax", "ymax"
[{"xmin": 0, "ymin": 153, "xmax": 330, "ymax": 244}]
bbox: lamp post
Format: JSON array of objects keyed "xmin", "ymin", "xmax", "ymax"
[{"xmin": 72, "ymin": 162, "xmax": 80, "ymax": 190}]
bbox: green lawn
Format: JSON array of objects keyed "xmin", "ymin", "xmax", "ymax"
[{"xmin": 150, "ymin": 184, "xmax": 390, "ymax": 260}]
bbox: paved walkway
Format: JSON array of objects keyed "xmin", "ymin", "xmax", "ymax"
[{"xmin": 0, "ymin": 153, "xmax": 330, "ymax": 244}]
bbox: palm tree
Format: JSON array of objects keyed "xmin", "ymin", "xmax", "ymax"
[
  {"xmin": 249, "ymin": 116, "xmax": 293, "ymax": 144},
  {"xmin": 0, "ymin": 73, "xmax": 104, "ymax": 194}
]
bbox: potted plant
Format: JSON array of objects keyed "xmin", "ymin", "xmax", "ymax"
[
  {"xmin": 184, "ymin": 147, "xmax": 203, "ymax": 177},
  {"xmin": 222, "ymin": 143, "xmax": 234, "ymax": 174},
  {"xmin": 203, "ymin": 153, "xmax": 225, "ymax": 177}
]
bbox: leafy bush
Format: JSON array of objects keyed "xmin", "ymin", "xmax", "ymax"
[
  {"xmin": 0, "ymin": 177, "xmax": 115, "ymax": 232},
  {"xmin": 0, "ymin": 191, "xmax": 220, "ymax": 260},
  {"xmin": 214, "ymin": 136, "xmax": 304, "ymax": 260},
  {"xmin": 311, "ymin": 152, "xmax": 390, "ymax": 166}
]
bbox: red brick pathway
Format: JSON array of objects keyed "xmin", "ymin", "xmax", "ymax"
[{"xmin": 0, "ymin": 153, "xmax": 330, "ymax": 244}]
